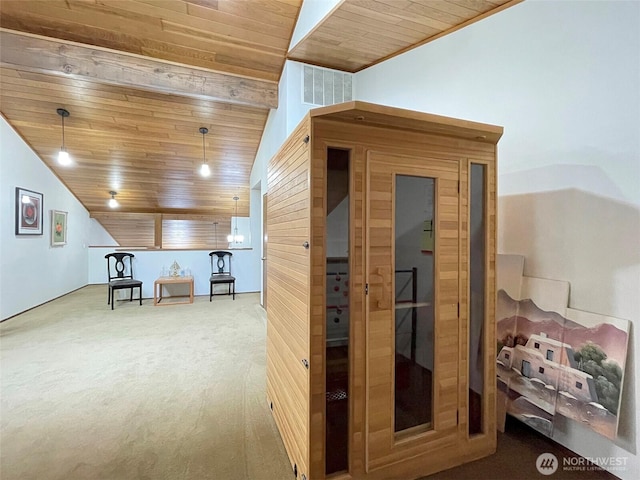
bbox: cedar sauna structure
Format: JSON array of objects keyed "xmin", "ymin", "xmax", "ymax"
[{"xmin": 266, "ymin": 101, "xmax": 502, "ymax": 480}]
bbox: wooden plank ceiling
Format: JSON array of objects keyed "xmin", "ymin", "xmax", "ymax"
[
  {"xmin": 288, "ymin": 0, "xmax": 522, "ymax": 72},
  {"xmin": 0, "ymin": 0, "xmax": 302, "ymax": 247},
  {"xmin": 0, "ymin": 0, "xmax": 517, "ymax": 247}
]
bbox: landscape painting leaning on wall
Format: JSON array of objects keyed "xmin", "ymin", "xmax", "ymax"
[{"xmin": 496, "ymin": 255, "xmax": 629, "ymax": 440}]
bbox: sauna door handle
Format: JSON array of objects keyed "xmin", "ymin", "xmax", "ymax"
[{"xmin": 375, "ymin": 266, "xmax": 391, "ymax": 309}]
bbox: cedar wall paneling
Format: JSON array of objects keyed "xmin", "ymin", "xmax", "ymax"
[
  {"xmin": 92, "ymin": 212, "xmax": 155, "ymax": 247},
  {"xmin": 162, "ymin": 217, "xmax": 231, "ymax": 249},
  {"xmin": 266, "ymin": 118, "xmax": 311, "ymax": 479},
  {"xmin": 308, "ymin": 125, "xmax": 326, "ymax": 479},
  {"xmin": 268, "ymin": 103, "xmax": 500, "ymax": 479},
  {"xmin": 92, "ymin": 213, "xmax": 232, "ymax": 249}
]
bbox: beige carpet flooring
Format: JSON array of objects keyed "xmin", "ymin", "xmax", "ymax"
[
  {"xmin": 2, "ymin": 286, "xmax": 618, "ymax": 480},
  {"xmin": 1, "ymin": 286, "xmax": 292, "ymax": 480}
]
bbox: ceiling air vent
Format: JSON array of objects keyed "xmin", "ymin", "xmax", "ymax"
[{"xmin": 303, "ymin": 65, "xmax": 353, "ymax": 106}]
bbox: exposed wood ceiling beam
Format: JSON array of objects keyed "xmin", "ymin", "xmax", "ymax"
[
  {"xmin": 0, "ymin": 29, "xmax": 278, "ymax": 109},
  {"xmin": 89, "ymin": 206, "xmax": 244, "ymax": 216}
]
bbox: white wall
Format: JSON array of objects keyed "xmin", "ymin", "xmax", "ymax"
[
  {"xmin": 249, "ymin": 186, "xmax": 261, "ymax": 250},
  {"xmin": 250, "ymin": 61, "xmax": 321, "ymax": 191},
  {"xmin": 88, "ymin": 186, "xmax": 262, "ymax": 299},
  {"xmin": 89, "ymin": 185, "xmax": 262, "ymax": 295},
  {"xmin": 89, "ymin": 218, "xmax": 118, "ymax": 246},
  {"xmin": 251, "ymin": 64, "xmax": 289, "ymax": 191},
  {"xmin": 88, "ymin": 247, "xmax": 260, "ymax": 299},
  {"xmin": 284, "ymin": 61, "xmax": 320, "ymax": 133},
  {"xmin": 88, "ymin": 180, "xmax": 262, "ymax": 294},
  {"xmin": 289, "ymin": 0, "xmax": 341, "ymax": 50},
  {"xmin": 250, "ymin": 60, "xmax": 326, "ymax": 300},
  {"xmin": 355, "ymin": 1, "xmax": 640, "ymax": 478},
  {"xmin": 251, "ymin": 60, "xmax": 358, "ymax": 282},
  {"xmin": 0, "ymin": 116, "xmax": 90, "ymax": 320},
  {"xmin": 227, "ymin": 216, "xmax": 251, "ymax": 248},
  {"xmin": 250, "ymin": 97, "xmax": 285, "ymax": 305}
]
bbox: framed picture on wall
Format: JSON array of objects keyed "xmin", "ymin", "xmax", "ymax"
[
  {"xmin": 15, "ymin": 187, "xmax": 43, "ymax": 235},
  {"xmin": 51, "ymin": 210, "xmax": 68, "ymax": 246}
]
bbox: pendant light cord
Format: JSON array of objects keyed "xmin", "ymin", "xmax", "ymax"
[
  {"xmin": 233, "ymin": 196, "xmax": 239, "ymax": 239},
  {"xmin": 202, "ymin": 130, "xmax": 206, "ymax": 164},
  {"xmin": 61, "ymin": 114, "xmax": 65, "ymax": 149}
]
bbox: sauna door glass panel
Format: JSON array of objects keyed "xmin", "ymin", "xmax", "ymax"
[
  {"xmin": 469, "ymin": 163, "xmax": 486, "ymax": 435},
  {"xmin": 326, "ymin": 148, "xmax": 350, "ymax": 475},
  {"xmin": 394, "ymin": 175, "xmax": 435, "ymax": 433}
]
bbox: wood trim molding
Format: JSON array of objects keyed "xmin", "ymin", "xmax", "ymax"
[{"xmin": 0, "ymin": 28, "xmax": 278, "ymax": 109}]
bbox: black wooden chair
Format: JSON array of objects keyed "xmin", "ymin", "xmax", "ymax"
[
  {"xmin": 105, "ymin": 252, "xmax": 143, "ymax": 310},
  {"xmin": 209, "ymin": 251, "xmax": 235, "ymax": 301}
]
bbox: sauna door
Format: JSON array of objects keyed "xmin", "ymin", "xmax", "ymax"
[{"xmin": 365, "ymin": 152, "xmax": 460, "ymax": 471}]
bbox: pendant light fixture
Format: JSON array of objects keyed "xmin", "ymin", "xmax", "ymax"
[
  {"xmin": 227, "ymin": 196, "xmax": 244, "ymax": 244},
  {"xmin": 56, "ymin": 108, "xmax": 72, "ymax": 166},
  {"xmin": 199, "ymin": 127, "xmax": 211, "ymax": 177},
  {"xmin": 108, "ymin": 191, "xmax": 118, "ymax": 209},
  {"xmin": 213, "ymin": 221, "xmax": 219, "ymax": 249}
]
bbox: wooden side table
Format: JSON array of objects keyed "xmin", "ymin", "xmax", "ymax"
[{"xmin": 154, "ymin": 275, "xmax": 194, "ymax": 306}]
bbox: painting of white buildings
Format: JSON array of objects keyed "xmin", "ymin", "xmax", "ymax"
[{"xmin": 496, "ymin": 255, "xmax": 629, "ymax": 440}]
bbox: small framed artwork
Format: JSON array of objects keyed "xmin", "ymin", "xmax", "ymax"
[
  {"xmin": 15, "ymin": 187, "xmax": 43, "ymax": 235},
  {"xmin": 51, "ymin": 210, "xmax": 68, "ymax": 246}
]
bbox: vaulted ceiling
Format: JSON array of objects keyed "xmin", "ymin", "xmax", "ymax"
[
  {"xmin": 0, "ymin": 0, "xmax": 520, "ymax": 247},
  {"xmin": 290, "ymin": 0, "xmax": 520, "ymax": 72}
]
